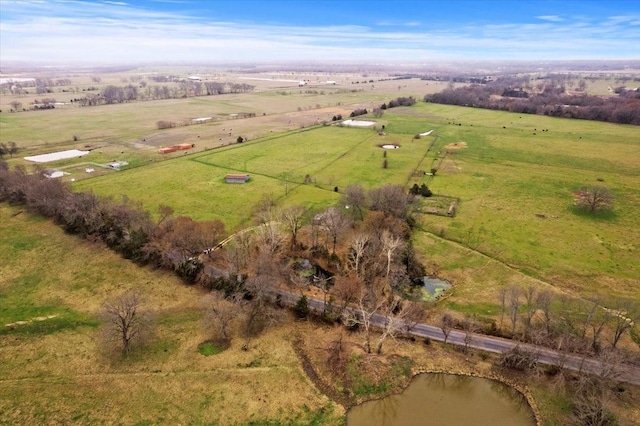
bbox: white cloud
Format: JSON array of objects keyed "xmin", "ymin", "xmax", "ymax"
[
  {"xmin": 536, "ymin": 15, "xmax": 564, "ymax": 22},
  {"xmin": 1, "ymin": 1, "xmax": 638, "ymax": 64}
]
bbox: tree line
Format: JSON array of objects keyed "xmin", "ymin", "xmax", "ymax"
[
  {"xmin": 0, "ymin": 161, "xmax": 428, "ymax": 358},
  {"xmin": 2, "ymin": 161, "xmax": 634, "ymax": 359},
  {"xmin": 72, "ymin": 81, "xmax": 255, "ymax": 106},
  {"xmin": 424, "ymin": 77, "xmax": 640, "ymax": 125},
  {"xmin": 0, "ymin": 161, "xmax": 225, "ymax": 282},
  {"xmin": 3, "ymin": 80, "xmax": 255, "ymax": 109}
]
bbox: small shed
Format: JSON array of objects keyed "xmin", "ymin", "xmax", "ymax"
[
  {"xmin": 175, "ymin": 143, "xmax": 195, "ymax": 150},
  {"xmin": 225, "ymin": 173, "xmax": 250, "ymax": 183},
  {"xmin": 159, "ymin": 143, "xmax": 194, "ymax": 154},
  {"xmin": 158, "ymin": 147, "xmax": 178, "ymax": 154}
]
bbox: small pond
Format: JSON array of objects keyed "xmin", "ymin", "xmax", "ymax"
[
  {"xmin": 418, "ymin": 276, "xmax": 452, "ymax": 301},
  {"xmin": 347, "ymin": 373, "xmax": 536, "ymax": 426}
]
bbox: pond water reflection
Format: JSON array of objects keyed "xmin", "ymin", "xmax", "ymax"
[{"xmin": 347, "ymin": 373, "xmax": 536, "ymax": 426}]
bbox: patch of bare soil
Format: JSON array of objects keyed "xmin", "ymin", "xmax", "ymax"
[{"xmin": 444, "ymin": 141, "xmax": 468, "ymax": 150}]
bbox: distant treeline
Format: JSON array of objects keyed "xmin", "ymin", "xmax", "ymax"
[
  {"xmin": 73, "ymin": 81, "xmax": 255, "ymax": 106},
  {"xmin": 424, "ymin": 78, "xmax": 640, "ymax": 125}
]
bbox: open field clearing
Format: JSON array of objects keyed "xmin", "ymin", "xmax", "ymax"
[
  {"xmin": 392, "ymin": 104, "xmax": 640, "ymax": 301},
  {"xmin": 0, "ymin": 205, "xmax": 342, "ymax": 425},
  {"xmin": 72, "ymin": 124, "xmax": 439, "ymax": 229},
  {"xmin": 75, "ymin": 150, "xmax": 341, "ymax": 230},
  {"xmin": 67, "ymin": 100, "xmax": 640, "ymax": 303},
  {"xmin": 0, "ymin": 73, "xmax": 448, "ymax": 151}
]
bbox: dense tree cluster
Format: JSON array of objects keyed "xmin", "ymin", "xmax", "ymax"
[
  {"xmin": 424, "ymin": 77, "xmax": 640, "ymax": 125},
  {"xmin": 349, "ymin": 108, "xmax": 368, "ymax": 117},
  {"xmin": 409, "ymin": 183, "xmax": 432, "ymax": 197},
  {"xmin": 380, "ymin": 96, "xmax": 416, "ymax": 110}
]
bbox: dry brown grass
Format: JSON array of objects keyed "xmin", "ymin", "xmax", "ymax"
[
  {"xmin": 0, "ymin": 206, "xmax": 343, "ymax": 425},
  {"xmin": 0, "ymin": 317, "xmax": 343, "ymax": 425}
]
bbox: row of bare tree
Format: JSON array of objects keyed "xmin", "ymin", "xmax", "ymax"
[
  {"xmin": 424, "ymin": 77, "xmax": 640, "ymax": 125},
  {"xmin": 0, "ymin": 162, "xmax": 225, "ymax": 281},
  {"xmin": 495, "ymin": 285, "xmax": 638, "ymax": 356},
  {"xmin": 71, "ymin": 81, "xmax": 256, "ymax": 106}
]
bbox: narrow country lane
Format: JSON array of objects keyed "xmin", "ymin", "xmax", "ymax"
[{"xmin": 268, "ymin": 288, "xmax": 640, "ymax": 387}]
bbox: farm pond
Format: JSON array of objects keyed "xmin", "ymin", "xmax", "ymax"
[
  {"xmin": 417, "ymin": 276, "xmax": 452, "ymax": 301},
  {"xmin": 347, "ymin": 373, "xmax": 536, "ymax": 426}
]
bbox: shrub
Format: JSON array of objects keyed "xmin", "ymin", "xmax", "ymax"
[{"xmin": 294, "ymin": 295, "xmax": 310, "ymax": 318}]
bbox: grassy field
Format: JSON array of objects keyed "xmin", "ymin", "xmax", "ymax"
[
  {"xmin": 71, "ymin": 122, "xmax": 440, "ymax": 229},
  {"xmin": 0, "ymin": 205, "xmax": 343, "ymax": 425},
  {"xmin": 397, "ymin": 104, "xmax": 640, "ymax": 301},
  {"xmin": 66, "ymin": 100, "xmax": 640, "ymax": 304},
  {"xmin": 2, "ymin": 69, "xmax": 640, "ymax": 423}
]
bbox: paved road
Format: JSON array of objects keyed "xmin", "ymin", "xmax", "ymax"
[{"xmin": 269, "ymin": 288, "xmax": 640, "ymax": 387}]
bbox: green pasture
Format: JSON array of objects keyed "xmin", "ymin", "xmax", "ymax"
[
  {"xmin": 4, "ymin": 86, "xmax": 638, "ymax": 301},
  {"xmin": 73, "ymin": 123, "xmax": 439, "ymax": 230},
  {"xmin": 71, "ymin": 102, "xmax": 640, "ymax": 299},
  {"xmin": 396, "ymin": 104, "xmax": 640, "ymax": 300},
  {"xmin": 194, "ymin": 124, "xmax": 434, "ymax": 187}
]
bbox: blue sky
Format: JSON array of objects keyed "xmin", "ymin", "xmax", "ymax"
[{"xmin": 1, "ymin": 0, "xmax": 639, "ymax": 65}]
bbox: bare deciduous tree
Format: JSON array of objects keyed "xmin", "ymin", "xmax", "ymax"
[
  {"xmin": 498, "ymin": 287, "xmax": 508, "ymax": 329},
  {"xmin": 536, "ymin": 290, "xmax": 553, "ymax": 335},
  {"xmin": 375, "ymin": 298, "xmax": 420, "ymax": 354},
  {"xmin": 439, "ymin": 312, "xmax": 454, "ymax": 344},
  {"xmin": 368, "ymin": 184, "xmax": 409, "ymax": 219},
  {"xmin": 319, "ymin": 207, "xmax": 351, "ymax": 255},
  {"xmin": 280, "ymin": 205, "xmax": 306, "ymax": 249},
  {"xmin": 342, "ymin": 285, "xmax": 386, "ymax": 354},
  {"xmin": 158, "ymin": 216, "xmax": 225, "ymax": 263},
  {"xmin": 463, "ymin": 314, "xmax": 480, "ymax": 352},
  {"xmin": 223, "ymin": 231, "xmax": 252, "ymax": 278},
  {"xmin": 203, "ymin": 292, "xmax": 237, "ymax": 343},
  {"xmin": 240, "ymin": 275, "xmax": 281, "ymax": 350},
  {"xmin": 608, "ymin": 298, "xmax": 638, "ymax": 348},
  {"xmin": 346, "ymin": 232, "xmax": 370, "ymax": 278},
  {"xmin": 331, "ymin": 275, "xmax": 362, "ymax": 317},
  {"xmin": 254, "ymin": 217, "xmax": 285, "ymax": 255},
  {"xmin": 341, "ymin": 183, "xmax": 367, "ymax": 220},
  {"xmin": 380, "ymin": 229, "xmax": 404, "ymax": 278},
  {"xmin": 523, "ymin": 286, "xmax": 537, "ymax": 338},
  {"xmin": 326, "ymin": 332, "xmax": 348, "ymax": 380},
  {"xmin": 102, "ymin": 292, "xmax": 149, "ymax": 354},
  {"xmin": 508, "ymin": 286, "xmax": 523, "ymax": 334},
  {"xmin": 574, "ymin": 185, "xmax": 613, "ymax": 214}
]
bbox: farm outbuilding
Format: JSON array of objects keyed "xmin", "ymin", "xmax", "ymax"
[
  {"xmin": 158, "ymin": 143, "xmax": 195, "ymax": 154},
  {"xmin": 225, "ymin": 174, "xmax": 250, "ymax": 183},
  {"xmin": 175, "ymin": 143, "xmax": 195, "ymax": 150},
  {"xmin": 107, "ymin": 161, "xmax": 128, "ymax": 170},
  {"xmin": 158, "ymin": 147, "xmax": 178, "ymax": 154}
]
